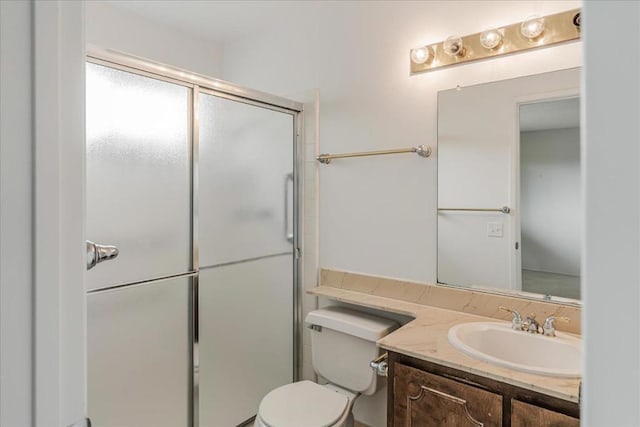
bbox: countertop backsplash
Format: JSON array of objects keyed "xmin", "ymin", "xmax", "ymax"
[{"xmin": 319, "ymin": 268, "xmax": 581, "ymax": 335}]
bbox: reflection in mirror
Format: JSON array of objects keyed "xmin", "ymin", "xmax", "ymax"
[
  {"xmin": 437, "ymin": 68, "xmax": 580, "ymax": 303},
  {"xmin": 519, "ymin": 98, "xmax": 580, "ymax": 299}
]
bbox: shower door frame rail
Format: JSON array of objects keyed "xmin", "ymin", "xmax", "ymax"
[{"xmin": 86, "ymin": 46, "xmax": 304, "ymax": 427}]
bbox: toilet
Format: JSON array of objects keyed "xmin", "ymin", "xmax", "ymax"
[{"xmin": 255, "ymin": 306, "xmax": 399, "ymax": 427}]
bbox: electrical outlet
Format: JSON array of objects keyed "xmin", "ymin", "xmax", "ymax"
[{"xmin": 487, "ymin": 222, "xmax": 504, "ymax": 237}]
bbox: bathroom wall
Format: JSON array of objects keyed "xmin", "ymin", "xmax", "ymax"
[
  {"xmin": 85, "ymin": 1, "xmax": 223, "ymax": 77},
  {"xmin": 1, "ymin": 2, "xmax": 34, "ymax": 424},
  {"xmin": 520, "ymin": 127, "xmax": 580, "ymax": 276},
  {"xmin": 583, "ymin": 2, "xmax": 640, "ymax": 425}
]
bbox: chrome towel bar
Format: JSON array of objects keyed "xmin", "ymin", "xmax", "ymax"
[
  {"xmin": 438, "ymin": 206, "xmax": 511, "ymax": 214},
  {"xmin": 316, "ymin": 145, "xmax": 431, "ymax": 164}
]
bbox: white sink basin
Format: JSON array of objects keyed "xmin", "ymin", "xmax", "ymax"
[{"xmin": 448, "ymin": 322, "xmax": 582, "ymax": 378}]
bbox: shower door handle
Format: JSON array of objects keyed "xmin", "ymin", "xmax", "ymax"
[
  {"xmin": 284, "ymin": 173, "xmax": 294, "ymax": 243},
  {"xmin": 86, "ymin": 240, "xmax": 119, "ymax": 270}
]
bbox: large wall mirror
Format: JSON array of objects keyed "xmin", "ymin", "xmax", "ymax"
[{"xmin": 437, "ymin": 67, "xmax": 580, "ymax": 304}]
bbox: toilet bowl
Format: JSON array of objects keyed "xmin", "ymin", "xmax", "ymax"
[
  {"xmin": 255, "ymin": 381, "xmax": 356, "ymax": 427},
  {"xmin": 255, "ymin": 307, "xmax": 398, "ymax": 427}
]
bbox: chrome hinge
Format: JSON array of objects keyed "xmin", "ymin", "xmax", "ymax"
[{"xmin": 308, "ymin": 324, "xmax": 322, "ymax": 332}]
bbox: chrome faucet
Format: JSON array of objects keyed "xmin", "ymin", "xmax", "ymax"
[
  {"xmin": 522, "ymin": 314, "xmax": 541, "ymax": 334},
  {"xmin": 500, "ymin": 306, "xmax": 570, "ymax": 336},
  {"xmin": 499, "ymin": 306, "xmax": 523, "ymax": 331},
  {"xmin": 542, "ymin": 316, "xmax": 570, "ymax": 337}
]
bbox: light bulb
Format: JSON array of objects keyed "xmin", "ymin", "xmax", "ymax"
[
  {"xmin": 410, "ymin": 47, "xmax": 431, "ymax": 65},
  {"xmin": 480, "ymin": 29, "xmax": 503, "ymax": 50},
  {"xmin": 443, "ymin": 36, "xmax": 464, "ymax": 57},
  {"xmin": 521, "ymin": 15, "xmax": 545, "ymax": 39}
]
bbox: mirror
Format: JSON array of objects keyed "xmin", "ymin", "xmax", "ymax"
[{"xmin": 437, "ymin": 68, "xmax": 581, "ymax": 303}]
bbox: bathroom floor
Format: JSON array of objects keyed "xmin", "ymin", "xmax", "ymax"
[{"xmin": 522, "ymin": 269, "xmax": 580, "ymax": 300}]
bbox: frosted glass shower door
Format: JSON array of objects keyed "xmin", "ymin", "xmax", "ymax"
[
  {"xmin": 199, "ymin": 259, "xmax": 293, "ymax": 426},
  {"xmin": 198, "ymin": 93, "xmax": 295, "ymax": 267},
  {"xmin": 86, "ymin": 62, "xmax": 193, "ymax": 426},
  {"xmin": 87, "ymin": 277, "xmax": 190, "ymax": 427},
  {"xmin": 198, "ymin": 92, "xmax": 295, "ymax": 425},
  {"xmin": 86, "ymin": 63, "xmax": 192, "ymax": 291}
]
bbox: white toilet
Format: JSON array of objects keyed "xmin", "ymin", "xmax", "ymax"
[{"xmin": 255, "ymin": 306, "xmax": 399, "ymax": 427}]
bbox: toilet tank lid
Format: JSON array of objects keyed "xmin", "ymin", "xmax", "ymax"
[{"xmin": 305, "ymin": 306, "xmax": 399, "ymax": 342}]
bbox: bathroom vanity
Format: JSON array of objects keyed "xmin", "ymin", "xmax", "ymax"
[
  {"xmin": 309, "ymin": 270, "xmax": 582, "ymax": 427},
  {"xmin": 388, "ymin": 352, "xmax": 579, "ymax": 426}
]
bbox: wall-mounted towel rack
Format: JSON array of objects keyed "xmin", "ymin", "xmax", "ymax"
[
  {"xmin": 438, "ymin": 206, "xmax": 511, "ymax": 214},
  {"xmin": 316, "ymin": 145, "xmax": 431, "ymax": 164}
]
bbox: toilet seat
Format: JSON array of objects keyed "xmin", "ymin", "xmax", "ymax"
[{"xmin": 257, "ymin": 381, "xmax": 351, "ymax": 427}]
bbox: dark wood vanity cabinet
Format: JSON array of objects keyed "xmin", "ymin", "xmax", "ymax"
[
  {"xmin": 511, "ymin": 400, "xmax": 579, "ymax": 427},
  {"xmin": 388, "ymin": 352, "xmax": 580, "ymax": 427},
  {"xmin": 393, "ymin": 363, "xmax": 502, "ymax": 426}
]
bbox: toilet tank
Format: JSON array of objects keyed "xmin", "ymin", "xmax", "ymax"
[{"xmin": 305, "ymin": 306, "xmax": 398, "ymax": 396}]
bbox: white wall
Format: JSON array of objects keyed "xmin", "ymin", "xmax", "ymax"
[
  {"xmin": 222, "ymin": 1, "xmax": 582, "ymax": 286},
  {"xmin": 0, "ymin": 2, "xmax": 34, "ymax": 425},
  {"xmin": 583, "ymin": 2, "xmax": 640, "ymax": 425},
  {"xmin": 521, "ymin": 127, "xmax": 580, "ymax": 276},
  {"xmin": 85, "ymin": 2, "xmax": 223, "ymax": 77}
]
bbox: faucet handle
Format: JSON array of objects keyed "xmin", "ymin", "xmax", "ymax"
[
  {"xmin": 523, "ymin": 313, "xmax": 541, "ymax": 333},
  {"xmin": 542, "ymin": 316, "xmax": 570, "ymax": 337},
  {"xmin": 499, "ymin": 306, "xmax": 523, "ymax": 330}
]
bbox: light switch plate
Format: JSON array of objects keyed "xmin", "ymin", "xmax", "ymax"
[{"xmin": 487, "ymin": 222, "xmax": 504, "ymax": 237}]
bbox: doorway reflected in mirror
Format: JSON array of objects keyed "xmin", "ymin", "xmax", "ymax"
[{"xmin": 519, "ymin": 98, "xmax": 580, "ymax": 300}]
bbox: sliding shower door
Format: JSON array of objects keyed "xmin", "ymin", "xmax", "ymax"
[
  {"xmin": 86, "ymin": 56, "xmax": 300, "ymax": 427},
  {"xmin": 198, "ymin": 92, "xmax": 295, "ymax": 426},
  {"xmin": 86, "ymin": 62, "xmax": 192, "ymax": 426}
]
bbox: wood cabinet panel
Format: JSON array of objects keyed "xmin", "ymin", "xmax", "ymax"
[
  {"xmin": 393, "ymin": 363, "xmax": 502, "ymax": 427},
  {"xmin": 387, "ymin": 352, "xmax": 580, "ymax": 427},
  {"xmin": 512, "ymin": 399, "xmax": 580, "ymax": 427}
]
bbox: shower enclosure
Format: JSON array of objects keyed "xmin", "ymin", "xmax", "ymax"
[{"xmin": 85, "ymin": 50, "xmax": 302, "ymax": 427}]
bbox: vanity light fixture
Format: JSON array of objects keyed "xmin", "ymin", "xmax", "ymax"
[
  {"xmin": 443, "ymin": 35, "xmax": 465, "ymax": 57},
  {"xmin": 520, "ymin": 15, "xmax": 546, "ymax": 40},
  {"xmin": 410, "ymin": 46, "xmax": 432, "ymax": 65},
  {"xmin": 410, "ymin": 8, "xmax": 580, "ymax": 74},
  {"xmin": 480, "ymin": 28, "xmax": 503, "ymax": 50}
]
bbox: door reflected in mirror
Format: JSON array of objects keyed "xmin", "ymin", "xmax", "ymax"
[{"xmin": 437, "ymin": 68, "xmax": 581, "ymax": 304}]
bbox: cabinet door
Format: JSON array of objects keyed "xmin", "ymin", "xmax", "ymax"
[
  {"xmin": 393, "ymin": 363, "xmax": 502, "ymax": 427},
  {"xmin": 512, "ymin": 400, "xmax": 579, "ymax": 427}
]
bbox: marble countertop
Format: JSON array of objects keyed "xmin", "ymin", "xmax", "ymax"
[{"xmin": 308, "ymin": 286, "xmax": 581, "ymax": 403}]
